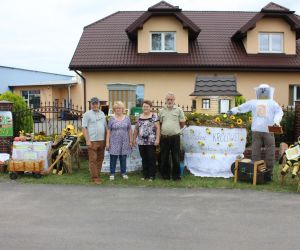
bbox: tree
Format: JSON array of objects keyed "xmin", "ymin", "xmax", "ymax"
[{"xmin": 0, "ymin": 91, "xmax": 33, "ymax": 135}]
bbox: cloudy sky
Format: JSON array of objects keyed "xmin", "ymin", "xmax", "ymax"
[{"xmin": 0, "ymin": 0, "xmax": 299, "ymax": 75}]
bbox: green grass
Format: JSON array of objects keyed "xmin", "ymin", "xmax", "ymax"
[{"xmin": 0, "ymin": 159, "xmax": 299, "ymax": 193}]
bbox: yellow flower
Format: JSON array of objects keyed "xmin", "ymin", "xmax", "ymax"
[
  {"xmin": 205, "ymin": 128, "xmax": 211, "ymax": 134},
  {"xmin": 211, "ymin": 155, "xmax": 216, "ymax": 159},
  {"xmin": 198, "ymin": 141, "xmax": 205, "ymax": 147},
  {"xmin": 215, "ymin": 117, "xmax": 221, "ymax": 123},
  {"xmin": 230, "ymin": 115, "xmax": 236, "ymax": 120},
  {"xmin": 236, "ymin": 118, "xmax": 243, "ymax": 125},
  {"xmin": 249, "ymin": 116, "xmax": 252, "ymax": 122},
  {"xmin": 223, "ymin": 114, "xmax": 227, "ymax": 118},
  {"xmin": 230, "ymin": 124, "xmax": 234, "ymax": 128}
]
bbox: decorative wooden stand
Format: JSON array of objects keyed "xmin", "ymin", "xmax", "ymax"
[{"xmin": 234, "ymin": 159, "xmax": 266, "ymax": 186}]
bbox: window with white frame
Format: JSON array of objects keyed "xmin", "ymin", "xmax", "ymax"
[
  {"xmin": 202, "ymin": 99, "xmax": 210, "ymax": 109},
  {"xmin": 21, "ymin": 90, "xmax": 41, "ymax": 108},
  {"xmin": 220, "ymin": 99, "xmax": 230, "ymax": 113},
  {"xmin": 292, "ymin": 85, "xmax": 300, "ymax": 105},
  {"xmin": 259, "ymin": 33, "xmax": 283, "ymax": 53},
  {"xmin": 150, "ymin": 32, "xmax": 175, "ymax": 52}
]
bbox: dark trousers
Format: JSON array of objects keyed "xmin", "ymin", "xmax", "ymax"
[
  {"xmin": 138, "ymin": 145, "xmax": 156, "ymax": 179},
  {"xmin": 252, "ymin": 131, "xmax": 275, "ymax": 173},
  {"xmin": 160, "ymin": 134, "xmax": 180, "ymax": 180}
]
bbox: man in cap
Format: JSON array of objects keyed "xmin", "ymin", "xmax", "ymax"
[{"xmin": 82, "ymin": 97, "xmax": 107, "ymax": 184}]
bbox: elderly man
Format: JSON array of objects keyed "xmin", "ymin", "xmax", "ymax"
[
  {"xmin": 159, "ymin": 92, "xmax": 185, "ymax": 180},
  {"xmin": 82, "ymin": 97, "xmax": 107, "ymax": 184}
]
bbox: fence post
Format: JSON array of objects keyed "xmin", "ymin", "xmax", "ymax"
[{"xmin": 294, "ymin": 101, "xmax": 300, "ymax": 141}]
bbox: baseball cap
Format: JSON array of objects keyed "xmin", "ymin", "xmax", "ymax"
[{"xmin": 90, "ymin": 97, "xmax": 100, "ymax": 104}]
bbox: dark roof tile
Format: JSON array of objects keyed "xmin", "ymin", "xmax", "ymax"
[
  {"xmin": 191, "ymin": 76, "xmax": 240, "ymax": 96},
  {"xmin": 70, "ymin": 8, "xmax": 300, "ymax": 71}
]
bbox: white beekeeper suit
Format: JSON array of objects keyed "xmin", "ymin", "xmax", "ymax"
[
  {"xmin": 231, "ymin": 84, "xmax": 283, "ymax": 132},
  {"xmin": 229, "ymin": 84, "xmax": 283, "ymax": 179}
]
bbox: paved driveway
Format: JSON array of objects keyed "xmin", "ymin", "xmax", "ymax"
[{"xmin": 0, "ymin": 182, "xmax": 299, "ymax": 250}]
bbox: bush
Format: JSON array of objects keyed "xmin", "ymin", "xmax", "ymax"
[
  {"xmin": 235, "ymin": 96, "xmax": 246, "ymax": 106},
  {"xmin": 0, "ymin": 91, "xmax": 33, "ymax": 135},
  {"xmin": 275, "ymin": 107, "xmax": 295, "ymax": 146}
]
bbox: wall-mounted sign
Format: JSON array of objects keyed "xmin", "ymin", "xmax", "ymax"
[{"xmin": 0, "ymin": 111, "xmax": 13, "ymax": 137}]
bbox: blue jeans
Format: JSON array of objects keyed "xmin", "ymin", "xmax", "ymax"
[{"xmin": 110, "ymin": 155, "xmax": 127, "ymax": 175}]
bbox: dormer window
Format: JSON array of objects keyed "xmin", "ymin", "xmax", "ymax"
[
  {"xmin": 150, "ymin": 32, "xmax": 175, "ymax": 52},
  {"xmin": 259, "ymin": 32, "xmax": 283, "ymax": 53}
]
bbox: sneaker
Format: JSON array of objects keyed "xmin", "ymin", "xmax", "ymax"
[
  {"xmin": 122, "ymin": 174, "xmax": 129, "ymax": 180},
  {"xmin": 109, "ymin": 175, "xmax": 115, "ymax": 181}
]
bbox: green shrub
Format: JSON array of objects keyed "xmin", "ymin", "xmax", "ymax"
[
  {"xmin": 0, "ymin": 91, "xmax": 33, "ymax": 135},
  {"xmin": 235, "ymin": 96, "xmax": 246, "ymax": 106},
  {"xmin": 275, "ymin": 107, "xmax": 295, "ymax": 146}
]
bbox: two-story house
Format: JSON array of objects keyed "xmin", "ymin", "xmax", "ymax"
[{"xmin": 69, "ymin": 1, "xmax": 300, "ymax": 114}]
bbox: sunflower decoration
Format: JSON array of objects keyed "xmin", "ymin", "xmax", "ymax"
[
  {"xmin": 198, "ymin": 141, "xmax": 205, "ymax": 147},
  {"xmin": 248, "ymin": 116, "xmax": 252, "ymax": 122},
  {"xmin": 230, "ymin": 115, "xmax": 236, "ymax": 120},
  {"xmin": 228, "ymin": 142, "xmax": 233, "ymax": 147},
  {"xmin": 215, "ymin": 117, "xmax": 221, "ymax": 123},
  {"xmin": 223, "ymin": 114, "xmax": 227, "ymax": 118},
  {"xmin": 205, "ymin": 128, "xmax": 211, "ymax": 134},
  {"xmin": 236, "ymin": 118, "xmax": 243, "ymax": 125}
]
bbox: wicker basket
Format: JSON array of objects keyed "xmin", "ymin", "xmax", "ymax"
[
  {"xmin": 24, "ymin": 161, "xmax": 35, "ymax": 172},
  {"xmin": 38, "ymin": 160, "xmax": 44, "ymax": 172},
  {"xmin": 14, "ymin": 161, "xmax": 25, "ymax": 171},
  {"xmin": 8, "ymin": 160, "xmax": 14, "ymax": 172}
]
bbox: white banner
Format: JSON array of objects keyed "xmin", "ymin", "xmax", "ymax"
[{"xmin": 182, "ymin": 126, "xmax": 247, "ymax": 178}]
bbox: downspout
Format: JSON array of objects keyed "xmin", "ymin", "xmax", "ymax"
[{"xmin": 74, "ymin": 70, "xmax": 86, "ymax": 112}]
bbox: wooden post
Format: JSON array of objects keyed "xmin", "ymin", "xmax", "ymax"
[{"xmin": 234, "ymin": 160, "xmax": 239, "ymax": 183}]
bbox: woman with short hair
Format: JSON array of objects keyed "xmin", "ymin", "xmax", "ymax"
[
  {"xmin": 133, "ymin": 100, "xmax": 160, "ymax": 181},
  {"xmin": 106, "ymin": 101, "xmax": 132, "ymax": 180}
]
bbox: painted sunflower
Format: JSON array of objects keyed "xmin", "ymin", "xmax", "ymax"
[{"xmin": 236, "ymin": 118, "xmax": 243, "ymax": 125}]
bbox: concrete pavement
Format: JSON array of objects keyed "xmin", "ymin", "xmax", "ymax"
[{"xmin": 0, "ymin": 182, "xmax": 299, "ymax": 250}]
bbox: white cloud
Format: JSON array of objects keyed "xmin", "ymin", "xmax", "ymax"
[{"xmin": 0, "ymin": 0, "xmax": 299, "ymax": 75}]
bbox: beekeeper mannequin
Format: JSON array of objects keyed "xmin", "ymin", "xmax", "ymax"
[{"xmin": 228, "ymin": 84, "xmax": 283, "ymax": 179}]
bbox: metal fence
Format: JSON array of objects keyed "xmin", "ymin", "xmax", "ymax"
[
  {"xmin": 13, "ymin": 102, "xmax": 83, "ymax": 136},
  {"xmin": 151, "ymin": 100, "xmax": 194, "ymax": 113}
]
